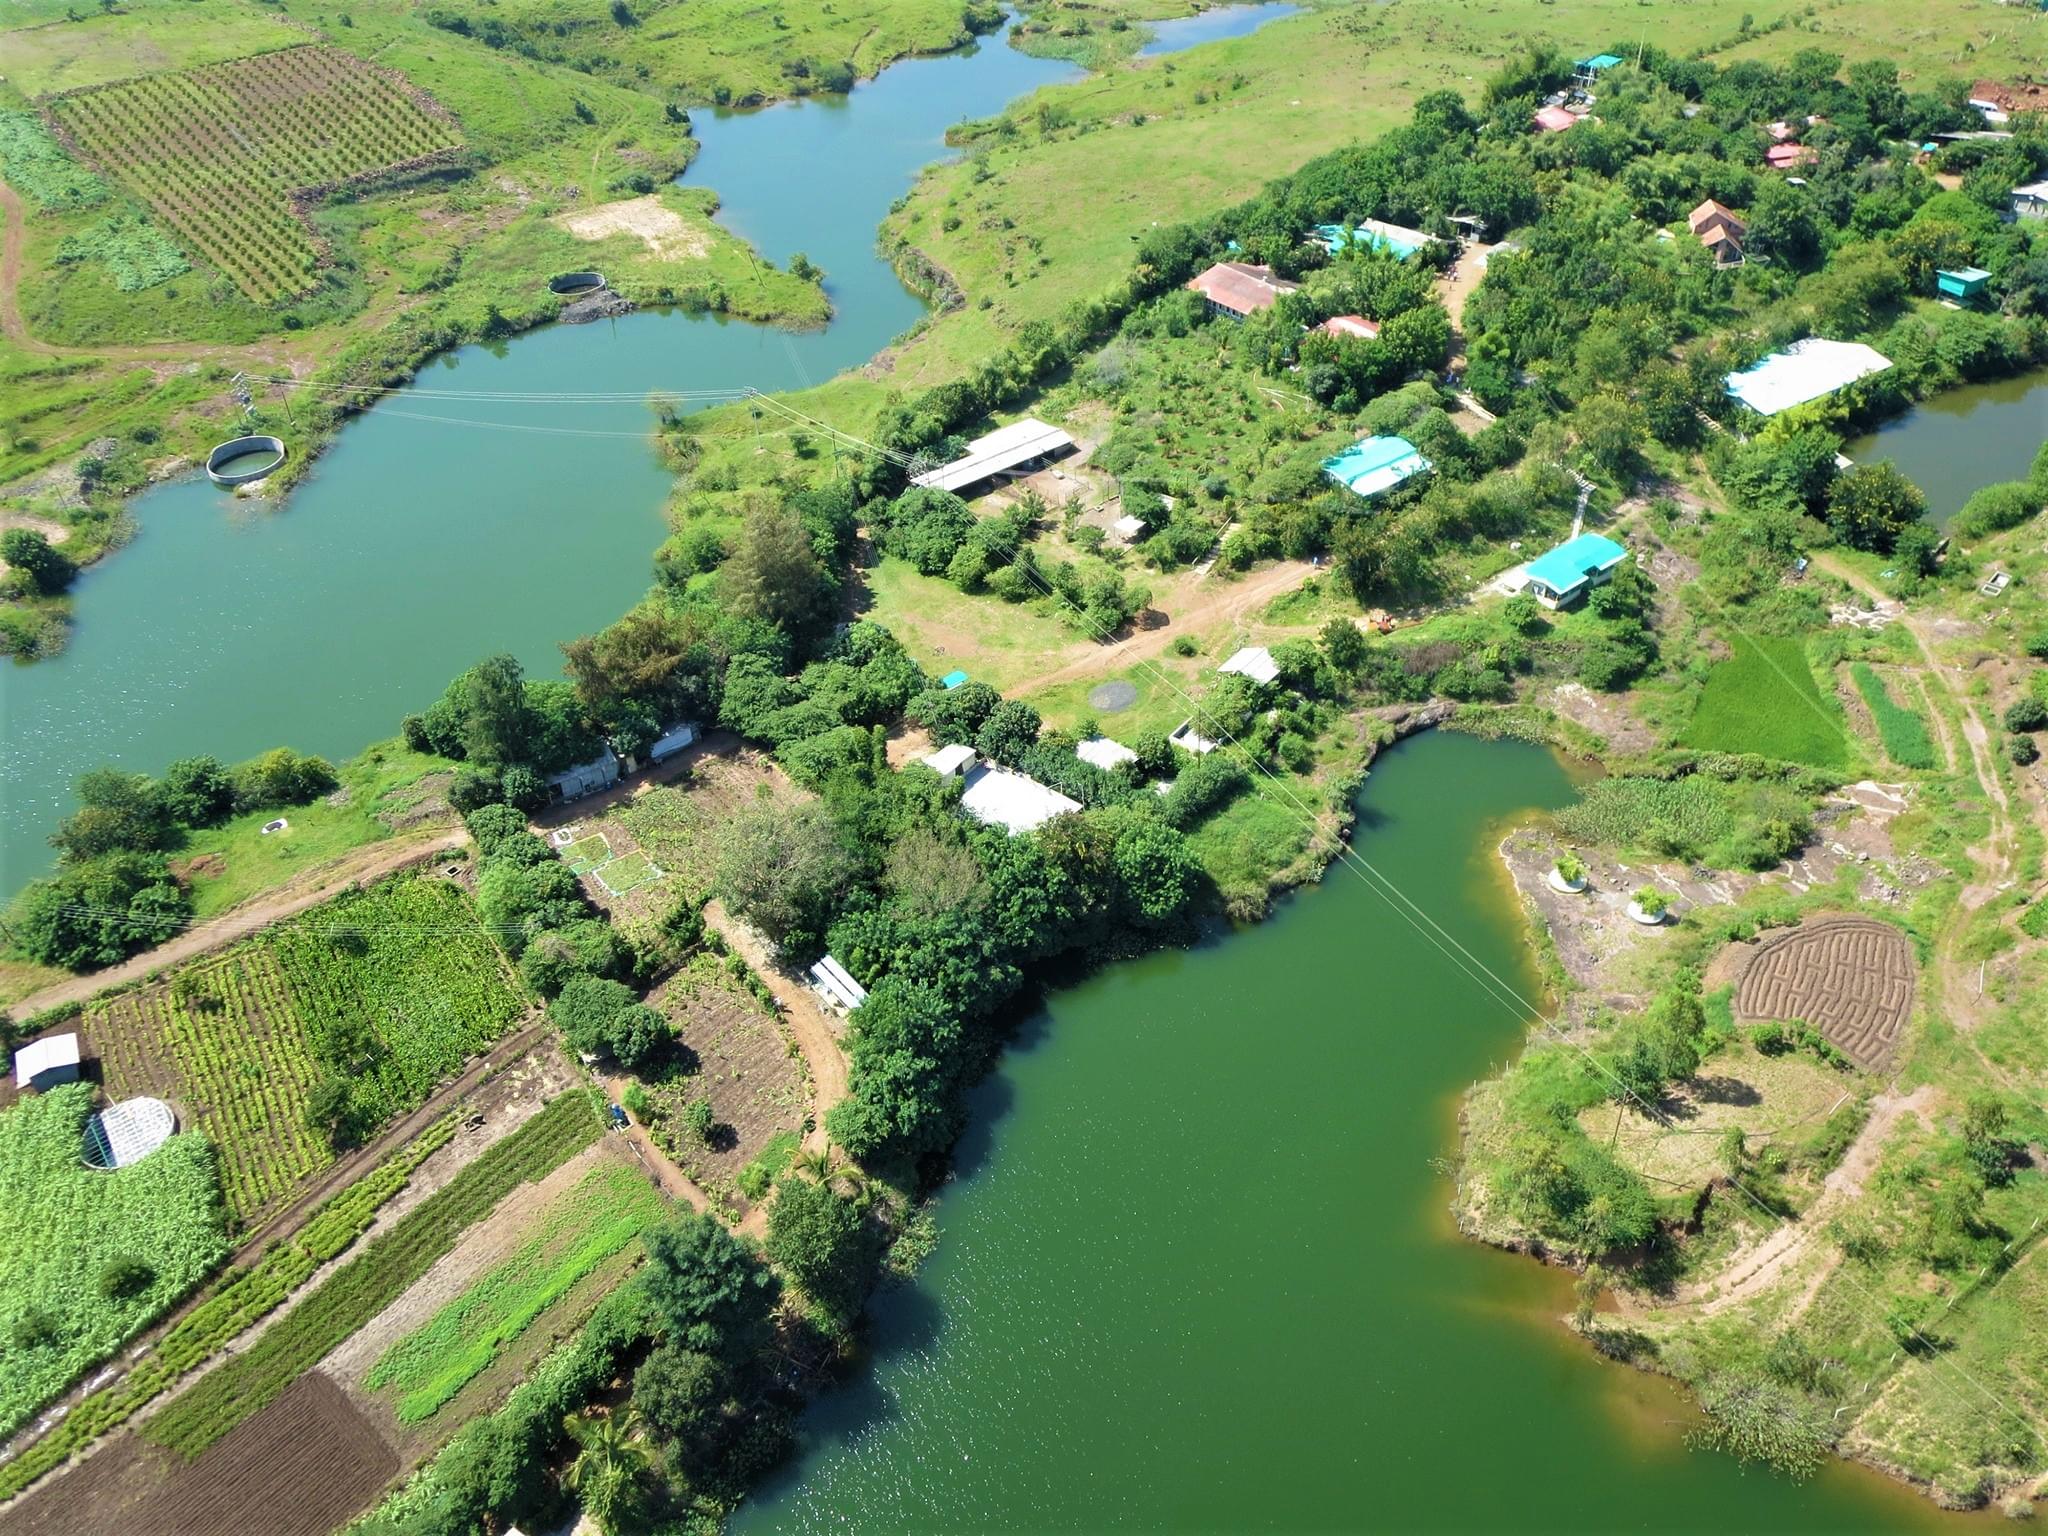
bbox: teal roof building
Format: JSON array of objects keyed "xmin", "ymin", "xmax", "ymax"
[
  {"xmin": 1321, "ymin": 435, "xmax": 1431, "ymax": 499},
  {"xmin": 1523, "ymin": 533, "xmax": 1628, "ymax": 608}
]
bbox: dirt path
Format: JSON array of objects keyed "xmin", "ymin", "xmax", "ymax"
[
  {"xmin": 700, "ymin": 900, "xmax": 848, "ymax": 1157},
  {"xmin": 1693, "ymin": 1085, "xmax": 1935, "ymax": 1318},
  {"xmin": 8, "ymin": 828, "xmax": 467, "ymax": 1017},
  {"xmin": 1002, "ymin": 556, "xmax": 1316, "ymax": 701}
]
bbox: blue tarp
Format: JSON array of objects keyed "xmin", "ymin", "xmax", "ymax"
[
  {"xmin": 1576, "ymin": 53, "xmax": 1623, "ymax": 70},
  {"xmin": 942, "ymin": 669, "xmax": 970, "ymax": 689},
  {"xmin": 1321, "ymin": 435, "xmax": 1431, "ymax": 499}
]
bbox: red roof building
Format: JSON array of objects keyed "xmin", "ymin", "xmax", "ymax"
[
  {"xmin": 1764, "ymin": 143, "xmax": 1817, "ymax": 170},
  {"xmin": 1533, "ymin": 105, "xmax": 1578, "ymax": 133},
  {"xmin": 1186, "ymin": 261, "xmax": 1299, "ymax": 319},
  {"xmin": 1317, "ymin": 314, "xmax": 1380, "ymax": 341}
]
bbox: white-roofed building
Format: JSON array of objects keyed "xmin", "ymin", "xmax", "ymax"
[
  {"xmin": 547, "ymin": 747, "xmax": 621, "ymax": 802},
  {"xmin": 958, "ymin": 765, "xmax": 1081, "ymax": 835},
  {"xmin": 1111, "ymin": 513, "xmax": 1150, "ymax": 544},
  {"xmin": 1219, "ymin": 645, "xmax": 1281, "ymax": 685},
  {"xmin": 910, "ymin": 418, "xmax": 1076, "ymax": 496},
  {"xmin": 924, "ymin": 743, "xmax": 980, "ymax": 778},
  {"xmin": 1077, "ymin": 735, "xmax": 1138, "ymax": 771},
  {"xmin": 14, "ymin": 1033, "xmax": 80, "ymax": 1092},
  {"xmin": 645, "ymin": 722, "xmax": 697, "ymax": 765},
  {"xmin": 1724, "ymin": 339, "xmax": 1892, "ymax": 416},
  {"xmin": 807, "ymin": 955, "xmax": 869, "ymax": 1017}
]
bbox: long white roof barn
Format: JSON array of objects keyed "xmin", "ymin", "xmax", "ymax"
[
  {"xmin": 1725, "ymin": 338, "xmax": 1891, "ymax": 416},
  {"xmin": 958, "ymin": 764, "xmax": 1081, "ymax": 835},
  {"xmin": 910, "ymin": 418, "xmax": 1075, "ymax": 494}
]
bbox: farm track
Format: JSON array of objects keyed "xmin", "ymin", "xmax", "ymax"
[
  {"xmin": 9, "ymin": 826, "xmax": 467, "ymax": 1017},
  {"xmin": 700, "ymin": 900, "xmax": 849, "ymax": 1163}
]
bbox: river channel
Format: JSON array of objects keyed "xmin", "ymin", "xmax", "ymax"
[
  {"xmin": 1843, "ymin": 368, "xmax": 2048, "ymax": 529},
  {"xmin": 734, "ymin": 730, "xmax": 1950, "ymax": 1534}
]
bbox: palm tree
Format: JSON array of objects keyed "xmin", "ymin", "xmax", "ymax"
[{"xmin": 565, "ymin": 1410, "xmax": 648, "ymax": 1533}]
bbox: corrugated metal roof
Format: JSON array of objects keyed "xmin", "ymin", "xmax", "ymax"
[
  {"xmin": 1219, "ymin": 646, "xmax": 1281, "ymax": 685},
  {"xmin": 1525, "ymin": 533, "xmax": 1627, "ymax": 595},
  {"xmin": 15, "ymin": 1033, "xmax": 80, "ymax": 1089},
  {"xmin": 958, "ymin": 765, "xmax": 1081, "ymax": 835},
  {"xmin": 911, "ymin": 418, "xmax": 1075, "ymax": 493},
  {"xmin": 1725, "ymin": 338, "xmax": 1892, "ymax": 416},
  {"xmin": 1077, "ymin": 736, "xmax": 1138, "ymax": 770},
  {"xmin": 1321, "ymin": 435, "xmax": 1432, "ymax": 499}
]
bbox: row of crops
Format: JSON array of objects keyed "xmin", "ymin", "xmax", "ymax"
[
  {"xmin": 0, "ymin": 1085, "xmax": 231, "ymax": 1445},
  {"xmin": 89, "ymin": 875, "xmax": 528, "ymax": 1232},
  {"xmin": 52, "ymin": 45, "xmax": 460, "ymax": 302},
  {"xmin": 0, "ymin": 1115, "xmax": 455, "ymax": 1502}
]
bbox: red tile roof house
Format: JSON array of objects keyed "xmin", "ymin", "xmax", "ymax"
[
  {"xmin": 1764, "ymin": 142, "xmax": 1817, "ymax": 171},
  {"xmin": 1532, "ymin": 104, "xmax": 1579, "ymax": 133},
  {"xmin": 1317, "ymin": 314, "xmax": 1380, "ymax": 340},
  {"xmin": 1687, "ymin": 198, "xmax": 1746, "ymax": 265},
  {"xmin": 1186, "ymin": 261, "xmax": 1300, "ymax": 320}
]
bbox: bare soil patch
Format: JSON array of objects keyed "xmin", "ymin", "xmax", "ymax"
[
  {"xmin": 641, "ymin": 958, "xmax": 809, "ymax": 1213},
  {"xmin": 1725, "ymin": 914, "xmax": 1917, "ymax": 1071},
  {"xmin": 553, "ymin": 196, "xmax": 709, "ymax": 261},
  {"xmin": 0, "ymin": 1375, "xmax": 391, "ymax": 1536}
]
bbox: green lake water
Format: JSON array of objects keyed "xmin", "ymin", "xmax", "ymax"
[
  {"xmin": 1843, "ymin": 369, "xmax": 2048, "ymax": 529},
  {"xmin": 733, "ymin": 731, "xmax": 1951, "ymax": 1535},
  {"xmin": 0, "ymin": 25, "xmax": 1081, "ymax": 894}
]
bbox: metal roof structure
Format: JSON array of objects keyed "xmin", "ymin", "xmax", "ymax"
[
  {"xmin": 911, "ymin": 418, "xmax": 1075, "ymax": 494},
  {"xmin": 1724, "ymin": 338, "xmax": 1892, "ymax": 416},
  {"xmin": 1077, "ymin": 736, "xmax": 1138, "ymax": 771},
  {"xmin": 15, "ymin": 1033, "xmax": 80, "ymax": 1092},
  {"xmin": 646, "ymin": 722, "xmax": 697, "ymax": 762},
  {"xmin": 84, "ymin": 1097, "xmax": 176, "ymax": 1169},
  {"xmin": 1321, "ymin": 435, "xmax": 1432, "ymax": 499},
  {"xmin": 958, "ymin": 765, "xmax": 1082, "ymax": 835},
  {"xmin": 1524, "ymin": 533, "xmax": 1628, "ymax": 604},
  {"xmin": 925, "ymin": 743, "xmax": 979, "ymax": 778},
  {"xmin": 807, "ymin": 956, "xmax": 868, "ymax": 1015},
  {"xmin": 1219, "ymin": 646, "xmax": 1281, "ymax": 686}
]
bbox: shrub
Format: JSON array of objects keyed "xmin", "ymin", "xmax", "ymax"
[
  {"xmin": 97, "ymin": 1256, "xmax": 155, "ymax": 1301},
  {"xmin": 1633, "ymin": 887, "xmax": 1670, "ymax": 919},
  {"xmin": 2010, "ymin": 734, "xmax": 2039, "ymax": 766},
  {"xmin": 2003, "ymin": 697, "xmax": 2048, "ymax": 734}
]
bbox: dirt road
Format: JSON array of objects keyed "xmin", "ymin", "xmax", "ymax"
[
  {"xmin": 1003, "ymin": 556, "xmax": 1316, "ymax": 700},
  {"xmin": 700, "ymin": 900, "xmax": 849, "ymax": 1155},
  {"xmin": 1694, "ymin": 1085, "xmax": 1933, "ymax": 1319},
  {"xmin": 9, "ymin": 828, "xmax": 467, "ymax": 1017}
]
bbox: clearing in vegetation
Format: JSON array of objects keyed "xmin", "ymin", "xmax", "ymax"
[
  {"xmin": 144, "ymin": 1087, "xmax": 604, "ymax": 1459},
  {"xmin": 1679, "ymin": 634, "xmax": 1848, "ymax": 769},
  {"xmin": 0, "ymin": 1083, "xmax": 229, "ymax": 1444},
  {"xmin": 1847, "ymin": 662, "xmax": 1937, "ymax": 771},
  {"xmin": 364, "ymin": 1160, "xmax": 666, "ymax": 1423},
  {"xmin": 52, "ymin": 46, "xmax": 461, "ymax": 302},
  {"xmin": 638, "ymin": 955, "xmax": 808, "ymax": 1211},
  {"xmin": 87, "ymin": 875, "xmax": 526, "ymax": 1230}
]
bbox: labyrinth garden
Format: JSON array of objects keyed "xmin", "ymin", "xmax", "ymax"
[{"xmin": 51, "ymin": 45, "xmax": 462, "ymax": 301}]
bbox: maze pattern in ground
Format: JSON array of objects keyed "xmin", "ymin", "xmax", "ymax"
[{"xmin": 1731, "ymin": 916, "xmax": 1914, "ymax": 1071}]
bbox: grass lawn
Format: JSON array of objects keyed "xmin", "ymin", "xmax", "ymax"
[
  {"xmin": 1183, "ymin": 782, "xmax": 1310, "ymax": 911},
  {"xmin": 862, "ymin": 555, "xmax": 1090, "ymax": 692},
  {"xmin": 177, "ymin": 741, "xmax": 455, "ymax": 919},
  {"xmin": 0, "ymin": 1, "xmax": 302, "ymax": 97},
  {"xmin": 1679, "ymin": 633, "xmax": 1849, "ymax": 769}
]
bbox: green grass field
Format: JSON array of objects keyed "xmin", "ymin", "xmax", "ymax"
[
  {"xmin": 560, "ymin": 834, "xmax": 613, "ymax": 876},
  {"xmin": 1679, "ymin": 634, "xmax": 1849, "ymax": 769},
  {"xmin": 1, "ymin": 1, "xmax": 301, "ymax": 96},
  {"xmin": 594, "ymin": 849, "xmax": 662, "ymax": 896},
  {"xmin": 1848, "ymin": 661, "xmax": 1938, "ymax": 771}
]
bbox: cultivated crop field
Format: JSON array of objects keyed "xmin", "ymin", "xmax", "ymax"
[
  {"xmin": 0, "ymin": 1084, "xmax": 229, "ymax": 1444},
  {"xmin": 88, "ymin": 876, "xmax": 526, "ymax": 1229},
  {"xmin": 1679, "ymin": 633, "xmax": 1849, "ymax": 769},
  {"xmin": 52, "ymin": 45, "xmax": 461, "ymax": 302},
  {"xmin": 365, "ymin": 1159, "xmax": 665, "ymax": 1424}
]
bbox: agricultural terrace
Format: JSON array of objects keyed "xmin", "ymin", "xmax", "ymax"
[
  {"xmin": 86, "ymin": 875, "xmax": 526, "ymax": 1229},
  {"xmin": 635, "ymin": 953, "xmax": 809, "ymax": 1214},
  {"xmin": 52, "ymin": 46, "xmax": 461, "ymax": 301},
  {"xmin": 0, "ymin": 1084, "xmax": 228, "ymax": 1443}
]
